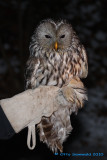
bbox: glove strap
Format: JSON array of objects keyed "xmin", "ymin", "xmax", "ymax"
[{"xmin": 27, "ymin": 123, "xmax": 36, "ymax": 150}]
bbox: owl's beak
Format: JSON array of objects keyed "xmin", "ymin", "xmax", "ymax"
[{"xmin": 54, "ymin": 42, "xmax": 58, "ymax": 50}]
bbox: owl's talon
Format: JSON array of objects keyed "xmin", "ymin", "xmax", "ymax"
[
  {"xmin": 69, "ymin": 97, "xmax": 74, "ymax": 103},
  {"xmin": 62, "ymin": 86, "xmax": 75, "ymax": 103}
]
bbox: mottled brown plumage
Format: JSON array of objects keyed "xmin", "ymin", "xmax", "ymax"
[{"xmin": 25, "ymin": 19, "xmax": 88, "ymax": 152}]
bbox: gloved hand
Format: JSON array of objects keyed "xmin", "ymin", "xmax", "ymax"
[
  {"xmin": 0, "ymin": 81, "xmax": 87, "ymax": 150},
  {"xmin": 0, "ymin": 85, "xmax": 70, "ymax": 149}
]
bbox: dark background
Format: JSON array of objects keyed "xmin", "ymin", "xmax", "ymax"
[{"xmin": 0, "ymin": 0, "xmax": 107, "ymax": 160}]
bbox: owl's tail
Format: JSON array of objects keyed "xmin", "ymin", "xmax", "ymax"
[
  {"xmin": 37, "ymin": 107, "xmax": 72, "ymax": 153},
  {"xmin": 38, "ymin": 117, "xmax": 63, "ymax": 153}
]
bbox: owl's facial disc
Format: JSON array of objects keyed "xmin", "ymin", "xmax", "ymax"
[{"xmin": 36, "ymin": 21, "xmax": 72, "ymax": 51}]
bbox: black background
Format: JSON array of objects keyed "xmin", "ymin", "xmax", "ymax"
[{"xmin": 0, "ymin": 0, "xmax": 107, "ymax": 160}]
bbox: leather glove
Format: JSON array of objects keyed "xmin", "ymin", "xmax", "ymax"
[{"xmin": 0, "ymin": 86, "xmax": 70, "ymax": 149}]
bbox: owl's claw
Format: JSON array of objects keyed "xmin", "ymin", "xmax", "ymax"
[
  {"xmin": 61, "ymin": 77, "xmax": 87, "ymax": 108},
  {"xmin": 62, "ymin": 85, "xmax": 76, "ymax": 103}
]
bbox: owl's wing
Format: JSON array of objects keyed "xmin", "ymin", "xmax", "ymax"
[
  {"xmin": 79, "ymin": 45, "xmax": 88, "ymax": 78},
  {"xmin": 25, "ymin": 56, "xmax": 41, "ymax": 89}
]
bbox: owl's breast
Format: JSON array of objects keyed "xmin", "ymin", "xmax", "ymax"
[
  {"xmin": 43, "ymin": 52, "xmax": 73, "ymax": 87},
  {"xmin": 35, "ymin": 50, "xmax": 81, "ymax": 88}
]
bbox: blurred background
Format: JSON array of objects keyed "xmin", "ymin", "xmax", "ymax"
[{"xmin": 0, "ymin": 0, "xmax": 107, "ymax": 160}]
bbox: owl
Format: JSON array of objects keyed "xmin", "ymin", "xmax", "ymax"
[{"xmin": 25, "ymin": 19, "xmax": 88, "ymax": 153}]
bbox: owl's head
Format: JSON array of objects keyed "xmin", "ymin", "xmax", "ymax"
[{"xmin": 34, "ymin": 19, "xmax": 74, "ymax": 51}]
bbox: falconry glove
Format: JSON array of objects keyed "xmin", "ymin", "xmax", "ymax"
[{"xmin": 0, "ymin": 86, "xmax": 71, "ymax": 150}]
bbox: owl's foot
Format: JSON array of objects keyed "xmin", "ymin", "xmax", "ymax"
[
  {"xmin": 62, "ymin": 85, "xmax": 76, "ymax": 103},
  {"xmin": 62, "ymin": 77, "xmax": 87, "ymax": 108}
]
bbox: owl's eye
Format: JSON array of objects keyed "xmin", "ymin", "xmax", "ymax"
[
  {"xmin": 60, "ymin": 35, "xmax": 65, "ymax": 38},
  {"xmin": 45, "ymin": 35, "xmax": 51, "ymax": 38}
]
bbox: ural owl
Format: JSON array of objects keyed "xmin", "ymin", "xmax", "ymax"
[{"xmin": 25, "ymin": 19, "xmax": 88, "ymax": 152}]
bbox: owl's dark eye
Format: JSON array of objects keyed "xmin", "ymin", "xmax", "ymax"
[
  {"xmin": 45, "ymin": 35, "xmax": 51, "ymax": 38},
  {"xmin": 60, "ymin": 35, "xmax": 65, "ymax": 38}
]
